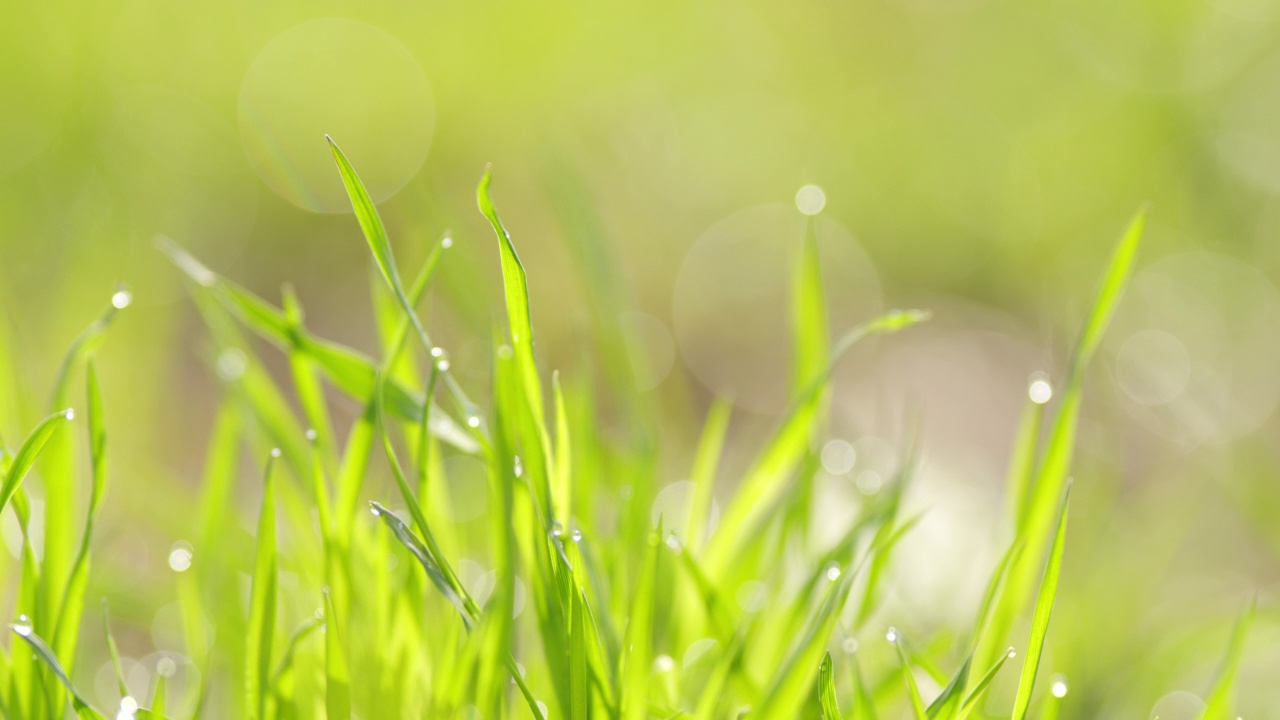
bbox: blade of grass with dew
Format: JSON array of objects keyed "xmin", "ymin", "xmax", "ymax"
[
  {"xmin": 819, "ymin": 651, "xmax": 844, "ymax": 720},
  {"xmin": 924, "ymin": 656, "xmax": 970, "ymax": 720},
  {"xmin": 0, "ymin": 408, "xmax": 74, "ymax": 515},
  {"xmin": 282, "ymin": 285, "xmax": 338, "ymax": 471},
  {"xmin": 159, "ymin": 237, "xmax": 476, "ymax": 454},
  {"xmin": 40, "ymin": 288, "xmax": 125, "ymax": 645},
  {"xmin": 754, "ymin": 560, "xmax": 862, "ymax": 718},
  {"xmin": 53, "ymin": 361, "xmax": 107, "ymax": 673},
  {"xmin": 246, "ymin": 452, "xmax": 280, "ymax": 720},
  {"xmin": 1200, "ymin": 596, "xmax": 1255, "ymax": 720},
  {"xmin": 9, "ymin": 623, "xmax": 105, "ymax": 720},
  {"xmin": 888, "ymin": 631, "xmax": 928, "ymax": 720},
  {"xmin": 703, "ymin": 308, "xmax": 928, "ymax": 576},
  {"xmin": 479, "ymin": 169, "xmax": 557, "ymax": 529},
  {"xmin": 327, "ymin": 137, "xmax": 481, "ymax": 428},
  {"xmin": 1010, "ymin": 489, "xmax": 1071, "ymax": 720},
  {"xmin": 981, "ymin": 210, "xmax": 1144, "ymax": 675}
]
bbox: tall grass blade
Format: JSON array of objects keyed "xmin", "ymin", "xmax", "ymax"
[
  {"xmin": 0, "ymin": 409, "xmax": 73, "ymax": 515},
  {"xmin": 245, "ymin": 452, "xmax": 280, "ymax": 720},
  {"xmin": 9, "ymin": 623, "xmax": 105, "ymax": 719},
  {"xmin": 1200, "ymin": 597, "xmax": 1255, "ymax": 720},
  {"xmin": 1010, "ymin": 489, "xmax": 1071, "ymax": 720}
]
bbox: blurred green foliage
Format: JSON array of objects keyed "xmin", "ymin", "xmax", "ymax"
[{"xmin": 2, "ymin": 0, "xmax": 1279, "ymax": 717}]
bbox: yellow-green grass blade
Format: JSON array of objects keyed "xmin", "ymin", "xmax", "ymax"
[
  {"xmin": 686, "ymin": 396, "xmax": 731, "ymax": 551},
  {"xmin": 159, "ymin": 239, "xmax": 476, "ymax": 454},
  {"xmin": 1200, "ymin": 596, "xmax": 1255, "ymax": 720},
  {"xmin": 40, "ymin": 288, "xmax": 126, "ymax": 646},
  {"xmin": 246, "ymin": 451, "xmax": 280, "ymax": 720},
  {"xmin": 792, "ymin": 215, "xmax": 828, "ymax": 397},
  {"xmin": 102, "ymin": 601, "xmax": 128, "ymax": 697},
  {"xmin": 53, "ymin": 361, "xmax": 108, "ymax": 673},
  {"xmin": 552, "ymin": 372, "xmax": 573, "ymax": 524},
  {"xmin": 1010, "ymin": 489, "xmax": 1071, "ymax": 720},
  {"xmin": 704, "ymin": 308, "xmax": 929, "ymax": 574},
  {"xmin": 887, "ymin": 630, "xmax": 929, "ymax": 720},
  {"xmin": 755, "ymin": 562, "xmax": 862, "ymax": 718},
  {"xmin": 0, "ymin": 408, "xmax": 73, "ymax": 516},
  {"xmin": 819, "ymin": 651, "xmax": 844, "ymax": 720},
  {"xmin": 327, "ymin": 137, "xmax": 482, "ymax": 428},
  {"xmin": 10, "ymin": 622, "xmax": 105, "ymax": 719},
  {"xmin": 621, "ymin": 525, "xmax": 660, "ymax": 720},
  {"xmin": 323, "ymin": 589, "xmax": 352, "ymax": 720},
  {"xmin": 924, "ymin": 655, "xmax": 970, "ymax": 720},
  {"xmin": 477, "ymin": 167, "xmax": 546, "ymax": 423},
  {"xmin": 956, "ymin": 648, "xmax": 1016, "ymax": 720}
]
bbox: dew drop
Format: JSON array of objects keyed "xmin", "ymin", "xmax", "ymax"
[
  {"xmin": 156, "ymin": 656, "xmax": 177, "ymax": 677},
  {"xmin": 653, "ymin": 654, "xmax": 676, "ymax": 672},
  {"xmin": 513, "ymin": 456, "xmax": 523, "ymax": 478},
  {"xmin": 12, "ymin": 614, "xmax": 32, "ymax": 637},
  {"xmin": 1050, "ymin": 675, "xmax": 1068, "ymax": 698},
  {"xmin": 570, "ymin": 528, "xmax": 583, "ymax": 542},
  {"xmin": 665, "ymin": 534, "xmax": 683, "ymax": 553},
  {"xmin": 795, "ymin": 184, "xmax": 827, "ymax": 215},
  {"xmin": 436, "ymin": 359, "xmax": 450, "ymax": 372},
  {"xmin": 467, "ymin": 416, "xmax": 481, "ymax": 428},
  {"xmin": 216, "ymin": 348, "xmax": 247, "ymax": 381},
  {"xmin": 120, "ymin": 696, "xmax": 138, "ymax": 713},
  {"xmin": 1028, "ymin": 372, "xmax": 1053, "ymax": 405},
  {"xmin": 825, "ymin": 563, "xmax": 842, "ymax": 581},
  {"xmin": 441, "ymin": 236, "xmax": 454, "ymax": 250},
  {"xmin": 168, "ymin": 542, "xmax": 193, "ymax": 572},
  {"xmin": 550, "ymin": 521, "xmax": 563, "ymax": 538},
  {"xmin": 111, "ymin": 289, "xmax": 133, "ymax": 309},
  {"xmin": 305, "ymin": 428, "xmax": 318, "ymax": 442},
  {"xmin": 270, "ymin": 447, "xmax": 282, "ymax": 458},
  {"xmin": 885, "ymin": 626, "xmax": 898, "ymax": 643},
  {"xmin": 63, "ymin": 408, "xmax": 75, "ymax": 421},
  {"xmin": 431, "ymin": 346, "xmax": 445, "ymax": 358},
  {"xmin": 370, "ymin": 505, "xmax": 382, "ymax": 517},
  {"xmin": 1006, "ymin": 647, "xmax": 1017, "ymax": 659}
]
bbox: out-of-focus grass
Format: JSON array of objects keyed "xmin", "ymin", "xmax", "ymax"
[{"xmin": 0, "ymin": 144, "xmax": 1257, "ymax": 718}]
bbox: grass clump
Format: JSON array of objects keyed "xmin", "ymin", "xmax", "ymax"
[{"xmin": 0, "ymin": 141, "xmax": 1251, "ymax": 719}]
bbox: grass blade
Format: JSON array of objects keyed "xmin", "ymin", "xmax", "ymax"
[
  {"xmin": 819, "ymin": 651, "xmax": 844, "ymax": 720},
  {"xmin": 1200, "ymin": 597, "xmax": 1255, "ymax": 720},
  {"xmin": 0, "ymin": 408, "xmax": 74, "ymax": 515},
  {"xmin": 245, "ymin": 451, "xmax": 280, "ymax": 720},
  {"xmin": 10, "ymin": 622, "xmax": 105, "ymax": 719},
  {"xmin": 1010, "ymin": 489, "xmax": 1071, "ymax": 720}
]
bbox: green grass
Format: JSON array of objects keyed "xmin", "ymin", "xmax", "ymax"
[{"xmin": 0, "ymin": 146, "xmax": 1251, "ymax": 719}]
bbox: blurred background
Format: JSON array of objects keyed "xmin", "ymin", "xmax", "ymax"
[{"xmin": 2, "ymin": 0, "xmax": 1280, "ymax": 716}]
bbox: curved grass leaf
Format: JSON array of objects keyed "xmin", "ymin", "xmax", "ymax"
[
  {"xmin": 819, "ymin": 651, "xmax": 844, "ymax": 720},
  {"xmin": 9, "ymin": 623, "xmax": 105, "ymax": 719},
  {"xmin": 0, "ymin": 408, "xmax": 73, "ymax": 516}
]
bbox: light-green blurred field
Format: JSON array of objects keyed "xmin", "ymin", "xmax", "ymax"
[{"xmin": 2, "ymin": 1, "xmax": 1280, "ymax": 718}]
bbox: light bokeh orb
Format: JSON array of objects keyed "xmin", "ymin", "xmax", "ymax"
[{"xmin": 238, "ymin": 18, "xmax": 434, "ymax": 212}]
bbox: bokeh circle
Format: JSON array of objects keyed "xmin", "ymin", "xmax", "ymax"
[{"xmin": 237, "ymin": 18, "xmax": 434, "ymax": 212}]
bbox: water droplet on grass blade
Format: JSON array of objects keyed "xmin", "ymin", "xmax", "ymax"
[
  {"xmin": 885, "ymin": 626, "xmax": 898, "ymax": 643},
  {"xmin": 795, "ymin": 184, "xmax": 827, "ymax": 215},
  {"xmin": 570, "ymin": 528, "xmax": 582, "ymax": 542},
  {"xmin": 12, "ymin": 614, "xmax": 32, "ymax": 637},
  {"xmin": 168, "ymin": 542, "xmax": 193, "ymax": 572},
  {"xmin": 111, "ymin": 289, "xmax": 133, "ymax": 309},
  {"xmin": 825, "ymin": 563, "xmax": 842, "ymax": 581},
  {"xmin": 63, "ymin": 408, "xmax": 75, "ymax": 420},
  {"xmin": 467, "ymin": 416, "xmax": 481, "ymax": 428},
  {"xmin": 1051, "ymin": 675, "xmax": 1069, "ymax": 698},
  {"xmin": 1028, "ymin": 372, "xmax": 1053, "ymax": 404}
]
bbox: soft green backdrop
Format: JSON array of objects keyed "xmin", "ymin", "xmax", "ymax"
[{"xmin": 2, "ymin": 0, "xmax": 1279, "ymax": 716}]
